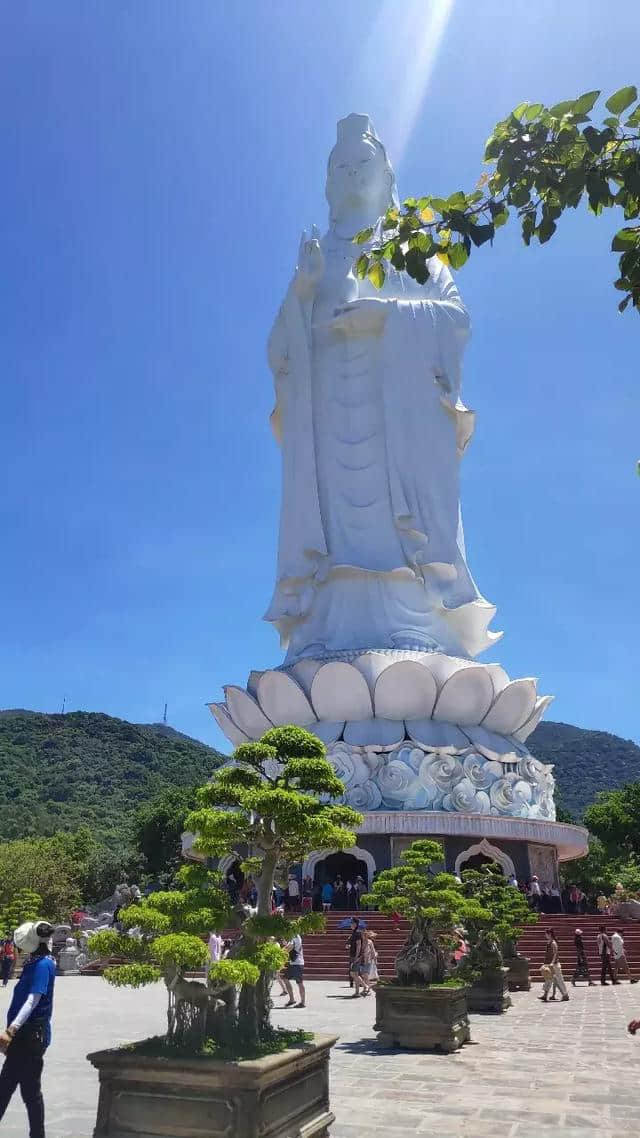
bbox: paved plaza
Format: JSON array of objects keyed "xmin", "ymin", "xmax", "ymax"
[{"xmin": 1, "ymin": 977, "xmax": 640, "ymax": 1136}]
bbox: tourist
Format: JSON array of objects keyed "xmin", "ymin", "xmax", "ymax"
[
  {"xmin": 208, "ymin": 931, "xmax": 223, "ymax": 964},
  {"xmin": 1, "ymin": 940, "xmax": 15, "ymax": 987},
  {"xmin": 571, "ymin": 929, "xmax": 593, "ymax": 986},
  {"xmin": 333, "ymin": 876, "xmax": 347, "ymax": 911},
  {"xmin": 346, "ymin": 879, "xmax": 356, "ymax": 909},
  {"xmin": 286, "ymin": 873, "xmax": 300, "ymax": 913},
  {"xmin": 597, "ymin": 925, "xmax": 618, "ymax": 985},
  {"xmin": 321, "ymin": 881, "xmax": 333, "ymax": 912},
  {"xmin": 347, "ymin": 917, "xmax": 364, "ymax": 991},
  {"xmin": 302, "ymin": 875, "xmax": 314, "ymax": 912},
  {"xmin": 539, "ymin": 928, "xmax": 569, "ymax": 1002},
  {"xmin": 507, "ymin": 872, "xmax": 518, "ymax": 888},
  {"xmin": 355, "ymin": 875, "xmax": 367, "ymax": 910},
  {"xmin": 528, "ymin": 876, "xmax": 542, "ymax": 911},
  {"xmin": 282, "ymin": 933, "xmax": 305, "ymax": 1008},
  {"xmin": 611, "ymin": 929, "xmax": 637, "ymax": 982},
  {"xmin": 596, "ymin": 893, "xmax": 609, "ymax": 917},
  {"xmin": 0, "ymin": 920, "xmax": 56, "ymax": 1138},
  {"xmin": 365, "ymin": 931, "xmax": 379, "ymax": 986},
  {"xmin": 350, "ymin": 922, "xmax": 372, "ymax": 997}
]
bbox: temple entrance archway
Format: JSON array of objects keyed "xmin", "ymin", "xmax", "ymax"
[
  {"xmin": 454, "ymin": 839, "xmax": 515, "ymax": 879},
  {"xmin": 302, "ymin": 846, "xmax": 376, "ymax": 890}
]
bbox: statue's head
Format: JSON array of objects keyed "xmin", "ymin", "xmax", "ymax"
[{"xmin": 326, "ymin": 113, "xmax": 398, "ymax": 222}]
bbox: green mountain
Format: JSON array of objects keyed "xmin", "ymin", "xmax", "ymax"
[
  {"xmin": 0, "ymin": 710, "xmax": 224, "ymax": 844},
  {"xmin": 0, "ymin": 710, "xmax": 637, "ymax": 844},
  {"xmin": 529, "ymin": 721, "xmax": 640, "ymax": 819}
]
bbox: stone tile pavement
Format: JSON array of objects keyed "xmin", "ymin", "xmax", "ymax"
[{"xmin": 1, "ymin": 978, "xmax": 639, "ymax": 1136}]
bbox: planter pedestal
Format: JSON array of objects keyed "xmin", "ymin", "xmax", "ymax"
[
  {"xmin": 467, "ymin": 967, "xmax": 512, "ymax": 1014},
  {"xmin": 505, "ymin": 954, "xmax": 531, "ymax": 992},
  {"xmin": 88, "ymin": 1034, "xmax": 337, "ymax": 1138},
  {"xmin": 374, "ymin": 985, "xmax": 469, "ymax": 1053}
]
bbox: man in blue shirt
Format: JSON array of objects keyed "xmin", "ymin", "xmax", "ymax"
[{"xmin": 0, "ymin": 920, "xmax": 56, "ymax": 1138}]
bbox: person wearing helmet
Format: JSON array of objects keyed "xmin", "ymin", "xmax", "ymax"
[{"xmin": 0, "ymin": 919, "xmax": 56, "ymax": 1138}]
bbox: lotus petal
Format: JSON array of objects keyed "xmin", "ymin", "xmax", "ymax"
[
  {"xmin": 343, "ymin": 719, "xmax": 404, "ymax": 748},
  {"xmin": 256, "ymin": 671, "xmax": 316, "ymax": 726},
  {"xmin": 311, "ymin": 662, "xmax": 373, "ymax": 721},
  {"xmin": 307, "ymin": 721, "xmax": 344, "ymax": 745},
  {"xmin": 351, "ymin": 652, "xmax": 394, "ymax": 692},
  {"xmin": 421, "ymin": 653, "xmax": 472, "ymax": 688},
  {"xmin": 373, "ymin": 660, "xmax": 437, "ymax": 720},
  {"xmin": 433, "ymin": 665, "xmax": 494, "ymax": 725},
  {"xmin": 207, "ymin": 703, "xmax": 249, "ymax": 747},
  {"xmin": 483, "ymin": 663, "xmax": 510, "ymax": 696},
  {"xmin": 512, "ymin": 695, "xmax": 554, "ymax": 742},
  {"xmin": 223, "ymin": 687, "xmax": 272, "ymax": 740},
  {"xmin": 464, "ymin": 726, "xmax": 527, "ymax": 763},
  {"xmin": 288, "ymin": 659, "xmax": 324, "ymax": 699},
  {"xmin": 406, "ymin": 720, "xmax": 470, "ymax": 752},
  {"xmin": 482, "ymin": 678, "xmax": 537, "ymax": 735},
  {"xmin": 246, "ymin": 671, "xmax": 263, "ymax": 700}
]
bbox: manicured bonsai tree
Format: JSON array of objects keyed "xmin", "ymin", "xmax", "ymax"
[
  {"xmin": 363, "ymin": 840, "xmax": 489, "ymax": 984},
  {"xmin": 457, "ymin": 863, "xmax": 537, "ymax": 981},
  {"xmin": 89, "ymin": 726, "xmax": 361, "ymax": 1053}
]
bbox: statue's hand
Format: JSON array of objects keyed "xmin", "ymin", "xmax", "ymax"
[
  {"xmin": 294, "ymin": 226, "xmax": 324, "ymax": 298},
  {"xmin": 331, "ymin": 298, "xmax": 387, "ymax": 337}
]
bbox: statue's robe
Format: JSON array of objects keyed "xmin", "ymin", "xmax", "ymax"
[{"xmin": 266, "ymin": 246, "xmax": 500, "ymax": 663}]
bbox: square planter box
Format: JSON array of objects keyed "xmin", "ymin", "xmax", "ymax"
[
  {"xmin": 374, "ymin": 984, "xmax": 470, "ymax": 1053},
  {"xmin": 467, "ymin": 967, "xmax": 512, "ymax": 1014},
  {"xmin": 505, "ymin": 954, "xmax": 531, "ymax": 992},
  {"xmin": 87, "ymin": 1033, "xmax": 337, "ymax": 1138}
]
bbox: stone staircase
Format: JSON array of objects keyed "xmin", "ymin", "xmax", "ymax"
[{"xmin": 297, "ymin": 912, "xmax": 640, "ymax": 982}]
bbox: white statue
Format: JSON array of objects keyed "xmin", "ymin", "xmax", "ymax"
[{"xmin": 266, "ymin": 113, "xmax": 500, "ymax": 663}]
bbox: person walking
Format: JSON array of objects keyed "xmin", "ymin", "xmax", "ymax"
[
  {"xmin": 0, "ymin": 920, "xmax": 56, "ymax": 1138},
  {"xmin": 572, "ymin": 928, "xmax": 593, "ymax": 986},
  {"xmin": 286, "ymin": 874, "xmax": 301, "ymax": 913},
  {"xmin": 597, "ymin": 925, "xmax": 618, "ymax": 985},
  {"xmin": 350, "ymin": 923, "xmax": 372, "ymax": 997},
  {"xmin": 1, "ymin": 940, "xmax": 15, "ymax": 987},
  {"xmin": 283, "ymin": 933, "xmax": 305, "ymax": 1008},
  {"xmin": 611, "ymin": 929, "xmax": 637, "ymax": 982},
  {"xmin": 528, "ymin": 876, "xmax": 542, "ymax": 911},
  {"xmin": 539, "ymin": 928, "xmax": 569, "ymax": 1002},
  {"xmin": 347, "ymin": 917, "xmax": 364, "ymax": 991}
]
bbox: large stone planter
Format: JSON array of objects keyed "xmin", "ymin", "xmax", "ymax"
[
  {"xmin": 374, "ymin": 984, "xmax": 469, "ymax": 1053},
  {"xmin": 505, "ymin": 954, "xmax": 531, "ymax": 991},
  {"xmin": 467, "ymin": 967, "xmax": 512, "ymax": 1014},
  {"xmin": 88, "ymin": 1033, "xmax": 337, "ymax": 1138}
]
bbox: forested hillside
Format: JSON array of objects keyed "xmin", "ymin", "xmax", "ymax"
[
  {"xmin": 0, "ymin": 710, "xmax": 223, "ymax": 843},
  {"xmin": 528, "ymin": 721, "xmax": 640, "ymax": 818}
]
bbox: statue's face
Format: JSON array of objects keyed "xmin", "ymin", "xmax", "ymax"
[{"xmin": 326, "ymin": 134, "xmax": 390, "ymax": 216}]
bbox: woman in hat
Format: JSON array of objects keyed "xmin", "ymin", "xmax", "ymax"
[
  {"xmin": 572, "ymin": 928, "xmax": 593, "ymax": 986},
  {"xmin": 0, "ymin": 919, "xmax": 56, "ymax": 1138}
]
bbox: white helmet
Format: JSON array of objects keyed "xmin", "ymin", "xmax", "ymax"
[{"xmin": 13, "ymin": 920, "xmax": 55, "ymax": 954}]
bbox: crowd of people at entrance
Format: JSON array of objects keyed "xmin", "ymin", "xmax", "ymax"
[{"xmin": 539, "ymin": 925, "xmax": 639, "ymax": 1002}]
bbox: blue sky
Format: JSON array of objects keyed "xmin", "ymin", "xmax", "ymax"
[{"xmin": 1, "ymin": 1, "xmax": 638, "ymax": 753}]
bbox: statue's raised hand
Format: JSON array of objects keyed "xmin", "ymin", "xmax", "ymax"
[{"xmin": 294, "ymin": 225, "xmax": 324, "ymax": 299}]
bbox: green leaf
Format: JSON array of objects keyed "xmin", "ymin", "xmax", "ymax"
[
  {"xmin": 429, "ymin": 197, "xmax": 448, "ymax": 213},
  {"xmin": 626, "ymin": 104, "xmax": 640, "ymax": 127},
  {"xmin": 489, "ymin": 202, "xmax": 509, "ymax": 228},
  {"xmin": 403, "ymin": 197, "xmax": 418, "ymax": 209},
  {"xmin": 446, "ymin": 191, "xmax": 468, "ymax": 210},
  {"xmin": 355, "ymin": 254, "xmax": 368, "ymax": 280},
  {"xmin": 523, "ymin": 102, "xmax": 544, "ymax": 121},
  {"xmin": 367, "ymin": 262, "xmax": 385, "ymax": 289},
  {"xmin": 353, "ymin": 226, "xmax": 374, "ymax": 246},
  {"xmin": 512, "ymin": 101, "xmax": 529, "ymax": 120},
  {"xmin": 469, "ymin": 223, "xmax": 494, "ymax": 247},
  {"xmin": 611, "ymin": 227, "xmax": 640, "ymax": 252},
  {"xmin": 605, "ymin": 86, "xmax": 638, "ymax": 115},
  {"xmin": 548, "ymin": 99, "xmax": 576, "ymax": 118},
  {"xmin": 572, "ymin": 90, "xmax": 601, "ymax": 114},
  {"xmin": 602, "ymin": 116, "xmax": 620, "ymax": 129},
  {"xmin": 619, "ymin": 297, "xmax": 631, "ymax": 313},
  {"xmin": 583, "ymin": 126, "xmax": 606, "ymax": 155},
  {"xmin": 447, "ymin": 243, "xmax": 469, "ymax": 270},
  {"xmin": 390, "ymin": 246, "xmax": 406, "ymax": 272},
  {"xmin": 538, "ymin": 216, "xmax": 557, "ymax": 244}
]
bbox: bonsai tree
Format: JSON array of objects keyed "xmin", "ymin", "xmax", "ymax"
[
  {"xmin": 89, "ymin": 726, "xmax": 362, "ymax": 1053},
  {"xmin": 457, "ymin": 864, "xmax": 537, "ymax": 982},
  {"xmin": 363, "ymin": 840, "xmax": 489, "ymax": 984}
]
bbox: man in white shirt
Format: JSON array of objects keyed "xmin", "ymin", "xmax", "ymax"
[
  {"xmin": 611, "ymin": 929, "xmax": 637, "ymax": 983},
  {"xmin": 528, "ymin": 876, "xmax": 542, "ymax": 911},
  {"xmin": 597, "ymin": 926, "xmax": 618, "ymax": 985},
  {"xmin": 283, "ymin": 934, "xmax": 305, "ymax": 1008}
]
